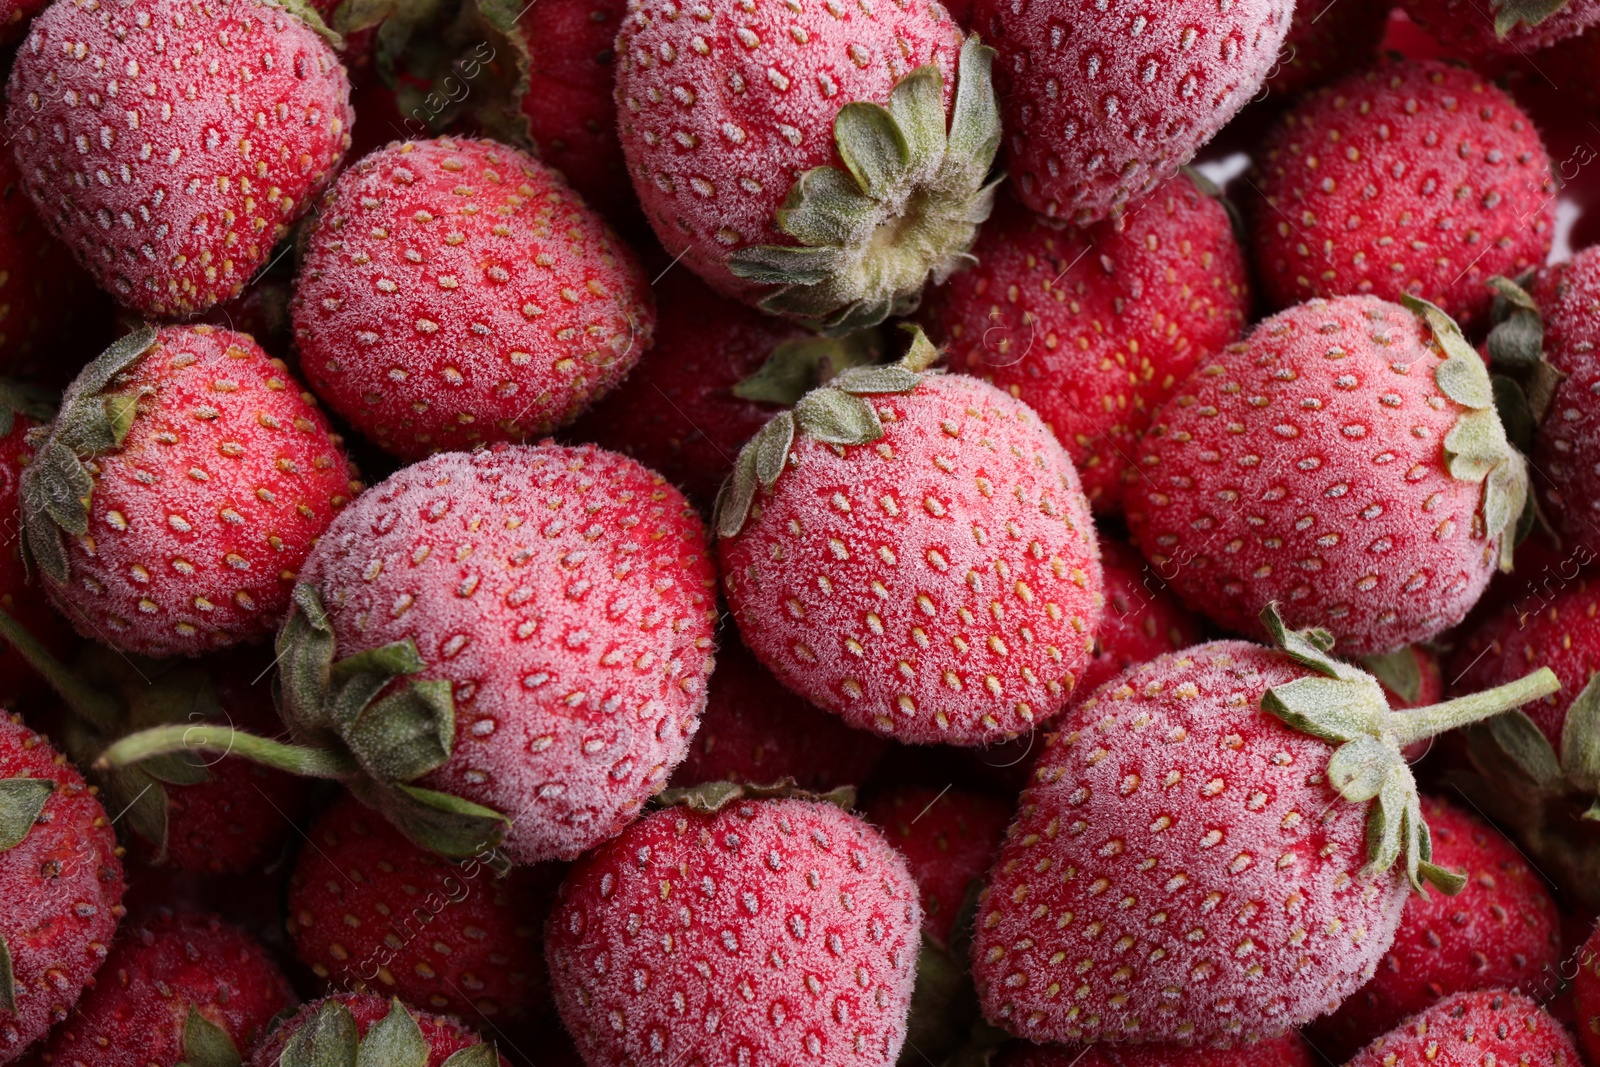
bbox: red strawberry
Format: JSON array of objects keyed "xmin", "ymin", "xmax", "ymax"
[
  {"xmin": 1261, "ymin": 0, "xmax": 1391, "ymax": 99},
  {"xmin": 292, "ymin": 137, "xmax": 655, "ymax": 461},
  {"xmin": 287, "ymin": 793, "xmax": 556, "ymax": 1024},
  {"xmin": 716, "ymin": 332, "xmax": 1104, "ymax": 746},
  {"xmin": 101, "ymin": 444, "xmax": 718, "ymax": 866},
  {"xmin": 566, "ymin": 269, "xmax": 854, "ymax": 508},
  {"xmin": 1398, "ymin": 0, "xmax": 1600, "ymax": 60},
  {"xmin": 545, "ymin": 793, "xmax": 922, "ymax": 1067},
  {"xmin": 1305, "ymin": 795, "xmax": 1562, "ymax": 1060},
  {"xmin": 1249, "ymin": 61, "xmax": 1554, "ymax": 330},
  {"xmin": 863, "ymin": 784, "xmax": 1009, "ymax": 948},
  {"xmin": 1126, "ymin": 294, "xmax": 1527, "ymax": 656},
  {"xmin": 969, "ymin": 608, "xmax": 1560, "ymax": 1045},
  {"xmin": 1078, "ymin": 536, "xmax": 1206, "ymax": 699},
  {"xmin": 615, "ymin": 0, "xmax": 996, "ymax": 334},
  {"xmin": 0, "ymin": 713, "xmax": 125, "ymax": 1063},
  {"xmin": 1522, "ymin": 248, "xmax": 1600, "ymax": 545},
  {"xmin": 670, "ymin": 636, "xmax": 887, "ymax": 794},
  {"xmin": 18, "ymin": 324, "xmax": 359, "ymax": 658},
  {"xmin": 248, "ymin": 994, "xmax": 512, "ymax": 1066},
  {"xmin": 1344, "ymin": 988, "xmax": 1580, "ymax": 1066},
  {"xmin": 990, "ymin": 1033, "xmax": 1318, "ymax": 1067},
  {"xmin": 923, "ymin": 176, "xmax": 1251, "ymax": 513},
  {"xmin": 27, "ymin": 910, "xmax": 294, "ymax": 1067},
  {"xmin": 5, "ymin": 0, "xmax": 353, "ymax": 318},
  {"xmin": 1573, "ymin": 921, "xmax": 1600, "ymax": 1062},
  {"xmin": 967, "ymin": 0, "xmax": 1292, "ymax": 225}
]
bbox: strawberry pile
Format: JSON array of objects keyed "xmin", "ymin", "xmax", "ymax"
[{"xmin": 9, "ymin": 2, "xmax": 1600, "ymax": 1066}]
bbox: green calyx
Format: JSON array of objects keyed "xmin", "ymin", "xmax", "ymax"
[
  {"xmin": 1471, "ymin": 671, "xmax": 1600, "ymax": 810},
  {"xmin": 96, "ymin": 585, "xmax": 509, "ymax": 860},
  {"xmin": 1403, "ymin": 295, "xmax": 1531, "ymax": 573},
  {"xmin": 281, "ymin": 998, "xmax": 497, "ymax": 1067},
  {"xmin": 726, "ymin": 35, "xmax": 1002, "ymax": 336},
  {"xmin": 732, "ymin": 329, "xmax": 885, "ymax": 407},
  {"xmin": 178, "ymin": 1007, "xmax": 242, "ymax": 1067},
  {"xmin": 1491, "ymin": 0, "xmax": 1575, "ymax": 35},
  {"xmin": 1361, "ymin": 648, "xmax": 1425, "ymax": 705},
  {"xmin": 1258, "ymin": 603, "xmax": 1560, "ymax": 893},
  {"xmin": 655, "ymin": 777, "xmax": 857, "ymax": 815},
  {"xmin": 0, "ymin": 776, "xmax": 52, "ymax": 1015},
  {"xmin": 713, "ymin": 326, "xmax": 941, "ymax": 540},
  {"xmin": 20, "ymin": 324, "xmax": 159, "ymax": 589}
]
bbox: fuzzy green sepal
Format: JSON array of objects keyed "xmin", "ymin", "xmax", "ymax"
[
  {"xmin": 655, "ymin": 777, "xmax": 856, "ymax": 815},
  {"xmin": 1260, "ymin": 603, "xmax": 1559, "ymax": 893},
  {"xmin": 179, "ymin": 1006, "xmax": 242, "ymax": 1067},
  {"xmin": 1492, "ymin": 0, "xmax": 1576, "ymax": 35},
  {"xmin": 732, "ymin": 330, "xmax": 885, "ymax": 406},
  {"xmin": 278, "ymin": 998, "xmax": 498, "ymax": 1067},
  {"xmin": 726, "ymin": 35, "xmax": 1001, "ymax": 336},
  {"xmin": 1403, "ymin": 295, "xmax": 1531, "ymax": 572}
]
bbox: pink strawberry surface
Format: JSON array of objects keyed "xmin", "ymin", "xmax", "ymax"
[
  {"xmin": 1529, "ymin": 248, "xmax": 1600, "ymax": 545},
  {"xmin": 293, "ymin": 137, "xmax": 654, "ymax": 461},
  {"xmin": 925, "ymin": 177, "xmax": 1250, "ymax": 513},
  {"xmin": 613, "ymin": 0, "xmax": 962, "ymax": 301},
  {"xmin": 719, "ymin": 371, "xmax": 1103, "ymax": 746},
  {"xmin": 1344, "ymin": 988, "xmax": 1580, "ymax": 1066},
  {"xmin": 972, "ymin": 640, "xmax": 1412, "ymax": 1045},
  {"xmin": 1399, "ymin": 0, "xmax": 1600, "ymax": 59},
  {"xmin": 1250, "ymin": 61, "xmax": 1554, "ymax": 330},
  {"xmin": 968, "ymin": 0, "xmax": 1292, "ymax": 224},
  {"xmin": 6, "ymin": 0, "xmax": 353, "ymax": 317},
  {"xmin": 546, "ymin": 797, "xmax": 921, "ymax": 1067},
  {"xmin": 299, "ymin": 444, "xmax": 717, "ymax": 865},
  {"xmin": 1126, "ymin": 295, "xmax": 1505, "ymax": 656}
]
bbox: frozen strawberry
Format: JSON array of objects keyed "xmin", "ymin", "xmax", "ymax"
[
  {"xmin": 287, "ymin": 793, "xmax": 554, "ymax": 1024},
  {"xmin": 1249, "ymin": 61, "xmax": 1554, "ymax": 330},
  {"xmin": 1574, "ymin": 921, "xmax": 1600, "ymax": 1062},
  {"xmin": 970, "ymin": 607, "xmax": 1561, "ymax": 1045},
  {"xmin": 292, "ymin": 138, "xmax": 654, "ymax": 461},
  {"xmin": 1126, "ymin": 295, "xmax": 1527, "ymax": 657},
  {"xmin": 6, "ymin": 0, "xmax": 353, "ymax": 318},
  {"xmin": 968, "ymin": 0, "xmax": 1292, "ymax": 224},
  {"xmin": 27, "ymin": 910, "xmax": 294, "ymax": 1067},
  {"xmin": 1306, "ymin": 795, "xmax": 1562, "ymax": 1060},
  {"xmin": 565, "ymin": 269, "xmax": 830, "ymax": 508},
  {"xmin": 716, "ymin": 331, "xmax": 1103, "ymax": 746},
  {"xmin": 1078, "ymin": 537, "xmax": 1206, "ymax": 699},
  {"xmin": 1261, "ymin": 0, "xmax": 1391, "ymax": 99},
  {"xmin": 991, "ymin": 1034, "xmax": 1318, "ymax": 1067},
  {"xmin": 616, "ymin": 0, "xmax": 996, "ymax": 333},
  {"xmin": 1399, "ymin": 0, "xmax": 1600, "ymax": 60},
  {"xmin": 100, "ymin": 444, "xmax": 717, "ymax": 866},
  {"xmin": 248, "ymin": 994, "xmax": 511, "ymax": 1066},
  {"xmin": 0, "ymin": 714, "xmax": 125, "ymax": 1063},
  {"xmin": 923, "ymin": 176, "xmax": 1250, "ymax": 513},
  {"xmin": 670, "ymin": 636, "xmax": 887, "ymax": 793},
  {"xmin": 864, "ymin": 784, "xmax": 1009, "ymax": 949},
  {"xmin": 18, "ymin": 324, "xmax": 359, "ymax": 658},
  {"xmin": 545, "ymin": 793, "xmax": 921, "ymax": 1067},
  {"xmin": 1345, "ymin": 988, "xmax": 1579, "ymax": 1066}
]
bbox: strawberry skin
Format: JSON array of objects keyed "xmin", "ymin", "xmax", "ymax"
[
  {"xmin": 1306, "ymin": 795, "xmax": 1562, "ymax": 1060},
  {"xmin": 1398, "ymin": 0, "xmax": 1600, "ymax": 60},
  {"xmin": 971, "ymin": 641, "xmax": 1411, "ymax": 1045},
  {"xmin": 924, "ymin": 178, "xmax": 1250, "ymax": 514},
  {"xmin": 863, "ymin": 784, "xmax": 1009, "ymax": 948},
  {"xmin": 1078, "ymin": 537, "xmax": 1206, "ymax": 699},
  {"xmin": 545, "ymin": 797, "xmax": 922, "ymax": 1067},
  {"xmin": 287, "ymin": 793, "xmax": 555, "ymax": 1024},
  {"xmin": 27, "ymin": 910, "xmax": 294, "ymax": 1067},
  {"xmin": 0, "ymin": 714, "xmax": 125, "ymax": 1064},
  {"xmin": 1344, "ymin": 988, "xmax": 1580, "ymax": 1066},
  {"xmin": 297, "ymin": 444, "xmax": 717, "ymax": 865},
  {"xmin": 20, "ymin": 325, "xmax": 359, "ymax": 658},
  {"xmin": 566, "ymin": 269, "xmax": 811, "ymax": 508},
  {"xmin": 992, "ymin": 1033, "xmax": 1317, "ymax": 1067},
  {"xmin": 1126, "ymin": 295, "xmax": 1509, "ymax": 657},
  {"xmin": 247, "ymin": 994, "xmax": 511, "ymax": 1066},
  {"xmin": 670, "ymin": 635, "xmax": 887, "ymax": 793},
  {"xmin": 1529, "ymin": 248, "xmax": 1600, "ymax": 544},
  {"xmin": 719, "ymin": 372, "xmax": 1103, "ymax": 746},
  {"xmin": 5, "ymin": 0, "xmax": 353, "ymax": 318},
  {"xmin": 967, "ymin": 0, "xmax": 1292, "ymax": 225},
  {"xmin": 1250, "ymin": 61, "xmax": 1554, "ymax": 330},
  {"xmin": 293, "ymin": 137, "xmax": 654, "ymax": 461}
]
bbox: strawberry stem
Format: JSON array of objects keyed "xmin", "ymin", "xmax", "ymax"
[
  {"xmin": 1388, "ymin": 667, "xmax": 1561, "ymax": 748},
  {"xmin": 93, "ymin": 723, "xmax": 357, "ymax": 778},
  {"xmin": 0, "ymin": 608, "xmax": 122, "ymax": 733}
]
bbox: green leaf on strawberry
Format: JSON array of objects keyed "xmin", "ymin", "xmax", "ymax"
[
  {"xmin": 178, "ymin": 1005, "xmax": 242, "ymax": 1067},
  {"xmin": 440, "ymin": 1045, "xmax": 500, "ymax": 1067},
  {"xmin": 731, "ymin": 331, "xmax": 884, "ymax": 406},
  {"xmin": 355, "ymin": 999, "xmax": 428, "ymax": 1067},
  {"xmin": 1493, "ymin": 0, "xmax": 1578, "ymax": 35}
]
